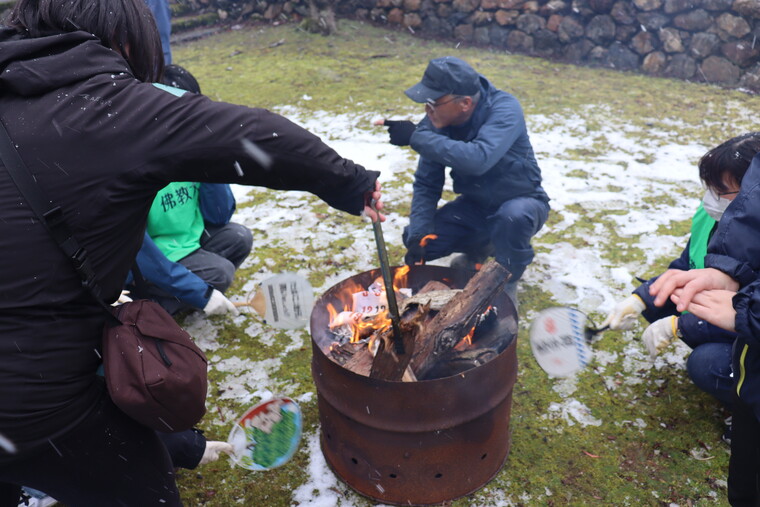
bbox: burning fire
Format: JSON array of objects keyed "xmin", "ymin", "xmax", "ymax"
[
  {"xmin": 326, "ymin": 267, "xmax": 490, "ymax": 356},
  {"xmin": 326, "ymin": 266, "xmax": 410, "ymax": 344},
  {"xmin": 453, "ymin": 306, "xmax": 492, "ymax": 351}
]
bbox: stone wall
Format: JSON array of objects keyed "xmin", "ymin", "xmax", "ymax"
[{"xmin": 179, "ymin": 0, "xmax": 760, "ymax": 93}]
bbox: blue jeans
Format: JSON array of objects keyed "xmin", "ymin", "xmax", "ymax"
[
  {"xmin": 687, "ymin": 342, "xmax": 734, "ymax": 409},
  {"xmin": 145, "ymin": 0, "xmax": 172, "ymax": 64},
  {"xmin": 404, "ymin": 195, "xmax": 549, "ymax": 281}
]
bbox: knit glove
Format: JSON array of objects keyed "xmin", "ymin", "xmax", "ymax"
[
  {"xmin": 203, "ymin": 289, "xmax": 239, "ymax": 316},
  {"xmin": 641, "ymin": 316, "xmax": 678, "ymax": 359},
  {"xmin": 601, "ymin": 294, "xmax": 646, "ymax": 330}
]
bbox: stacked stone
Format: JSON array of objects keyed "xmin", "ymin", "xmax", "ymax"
[
  {"xmin": 172, "ymin": 0, "xmax": 760, "ymax": 92},
  {"xmin": 360, "ymin": 0, "xmax": 760, "ymax": 91}
]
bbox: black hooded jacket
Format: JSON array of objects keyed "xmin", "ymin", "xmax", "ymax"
[{"xmin": 0, "ymin": 28, "xmax": 378, "ymax": 457}]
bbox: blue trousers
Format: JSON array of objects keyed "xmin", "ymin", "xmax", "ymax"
[
  {"xmin": 405, "ymin": 195, "xmax": 549, "ymax": 281},
  {"xmin": 145, "ymin": 0, "xmax": 172, "ymax": 65},
  {"xmin": 686, "ymin": 342, "xmax": 734, "ymax": 409}
]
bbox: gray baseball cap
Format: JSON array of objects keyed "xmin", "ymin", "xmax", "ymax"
[{"xmin": 404, "ymin": 56, "xmax": 481, "ymax": 103}]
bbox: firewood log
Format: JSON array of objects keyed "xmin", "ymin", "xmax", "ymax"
[
  {"xmin": 409, "ymin": 260, "xmax": 511, "ymax": 379},
  {"xmin": 368, "ymin": 280, "xmax": 446, "ymax": 381}
]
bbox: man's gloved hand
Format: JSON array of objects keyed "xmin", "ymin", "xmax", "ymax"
[
  {"xmin": 641, "ymin": 316, "xmax": 678, "ymax": 359},
  {"xmin": 203, "ymin": 289, "xmax": 239, "ymax": 316},
  {"xmin": 382, "ymin": 120, "xmax": 416, "ymax": 147},
  {"xmin": 199, "ymin": 441, "xmax": 234, "ymax": 465},
  {"xmin": 601, "ymin": 294, "xmax": 646, "ymax": 330}
]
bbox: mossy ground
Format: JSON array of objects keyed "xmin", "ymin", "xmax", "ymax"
[{"xmin": 169, "ymin": 19, "xmax": 760, "ymax": 506}]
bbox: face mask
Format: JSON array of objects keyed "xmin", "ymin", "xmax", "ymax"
[{"xmin": 702, "ymin": 190, "xmax": 731, "ymax": 221}]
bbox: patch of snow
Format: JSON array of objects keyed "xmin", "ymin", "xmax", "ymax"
[{"xmin": 544, "ymin": 399, "xmax": 603, "ymax": 427}]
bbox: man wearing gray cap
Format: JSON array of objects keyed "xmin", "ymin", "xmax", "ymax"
[{"xmin": 378, "ymin": 56, "xmax": 550, "ymax": 304}]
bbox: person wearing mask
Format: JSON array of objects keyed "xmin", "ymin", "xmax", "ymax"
[
  {"xmin": 602, "ymin": 133, "xmax": 760, "ymax": 421},
  {"xmin": 0, "ymin": 1, "xmax": 384, "ymax": 504},
  {"xmin": 650, "ymin": 152, "xmax": 760, "ymax": 504}
]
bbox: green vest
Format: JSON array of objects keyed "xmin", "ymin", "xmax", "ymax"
[
  {"xmin": 147, "ymin": 182, "xmax": 205, "ymax": 262},
  {"xmin": 688, "ymin": 203, "xmax": 717, "ymax": 270}
]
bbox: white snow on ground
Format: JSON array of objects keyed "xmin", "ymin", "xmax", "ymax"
[{"xmin": 216, "ymin": 107, "xmax": 709, "ymax": 505}]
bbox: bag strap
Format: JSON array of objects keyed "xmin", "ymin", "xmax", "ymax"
[{"xmin": 0, "ymin": 120, "xmax": 120, "ymax": 324}]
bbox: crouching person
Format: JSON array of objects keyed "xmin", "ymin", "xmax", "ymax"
[
  {"xmin": 126, "ymin": 64, "xmax": 253, "ymax": 316},
  {"xmin": 602, "ymin": 132, "xmax": 760, "ymax": 417}
]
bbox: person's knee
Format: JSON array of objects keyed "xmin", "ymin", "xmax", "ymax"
[
  {"xmin": 493, "ymin": 199, "xmax": 547, "ymax": 238},
  {"xmin": 230, "ymin": 223, "xmax": 253, "ymax": 259},
  {"xmin": 214, "ymin": 261, "xmax": 237, "ymax": 293},
  {"xmin": 206, "ymin": 223, "xmax": 253, "ymax": 268},
  {"xmin": 199, "ymin": 257, "xmax": 236, "ymax": 293}
]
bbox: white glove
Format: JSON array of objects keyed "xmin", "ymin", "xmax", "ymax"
[
  {"xmin": 601, "ymin": 295, "xmax": 646, "ymax": 330},
  {"xmin": 203, "ymin": 289, "xmax": 239, "ymax": 316},
  {"xmin": 641, "ymin": 316, "xmax": 678, "ymax": 359},
  {"xmin": 111, "ymin": 290, "xmax": 133, "ymax": 307},
  {"xmin": 199, "ymin": 440, "xmax": 234, "ymax": 465}
]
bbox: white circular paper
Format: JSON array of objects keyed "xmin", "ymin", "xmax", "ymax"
[
  {"xmin": 529, "ymin": 307, "xmax": 592, "ymax": 377},
  {"xmin": 260, "ymin": 273, "xmax": 314, "ymax": 329}
]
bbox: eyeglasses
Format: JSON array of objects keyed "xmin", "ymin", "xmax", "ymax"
[
  {"xmin": 707, "ymin": 188, "xmax": 740, "ymax": 201},
  {"xmin": 425, "ymin": 95, "xmax": 462, "ymax": 112}
]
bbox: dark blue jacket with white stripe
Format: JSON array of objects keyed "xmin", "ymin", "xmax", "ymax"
[{"xmin": 704, "ymin": 154, "xmax": 760, "ymax": 417}]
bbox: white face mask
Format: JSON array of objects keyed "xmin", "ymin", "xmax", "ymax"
[{"xmin": 702, "ymin": 189, "xmax": 731, "ymax": 221}]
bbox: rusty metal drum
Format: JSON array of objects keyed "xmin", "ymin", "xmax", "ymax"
[{"xmin": 310, "ymin": 265, "xmax": 518, "ymax": 505}]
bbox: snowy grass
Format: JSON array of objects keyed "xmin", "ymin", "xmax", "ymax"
[{"xmin": 169, "ymin": 20, "xmax": 760, "ymax": 506}]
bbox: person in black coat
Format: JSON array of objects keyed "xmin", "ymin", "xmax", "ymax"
[{"xmin": 0, "ymin": 1, "xmax": 384, "ymax": 504}]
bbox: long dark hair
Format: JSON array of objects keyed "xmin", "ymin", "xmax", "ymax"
[
  {"xmin": 699, "ymin": 132, "xmax": 760, "ymax": 192},
  {"xmin": 7, "ymin": 0, "xmax": 163, "ymax": 82}
]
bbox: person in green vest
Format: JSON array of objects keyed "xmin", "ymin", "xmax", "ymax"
[
  {"xmin": 602, "ymin": 132, "xmax": 760, "ymax": 420},
  {"xmin": 127, "ymin": 65, "xmax": 253, "ymax": 316}
]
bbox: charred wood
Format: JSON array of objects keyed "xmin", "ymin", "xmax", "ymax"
[{"xmin": 410, "ymin": 260, "xmax": 511, "ymax": 379}]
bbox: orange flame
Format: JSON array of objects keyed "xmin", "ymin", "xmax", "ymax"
[
  {"xmin": 454, "ymin": 325, "xmax": 476, "ymax": 351},
  {"xmin": 327, "ymin": 267, "xmax": 411, "ymax": 344},
  {"xmin": 454, "ymin": 306, "xmax": 493, "ymax": 350},
  {"xmin": 419, "ymin": 234, "xmax": 438, "ymax": 247}
]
